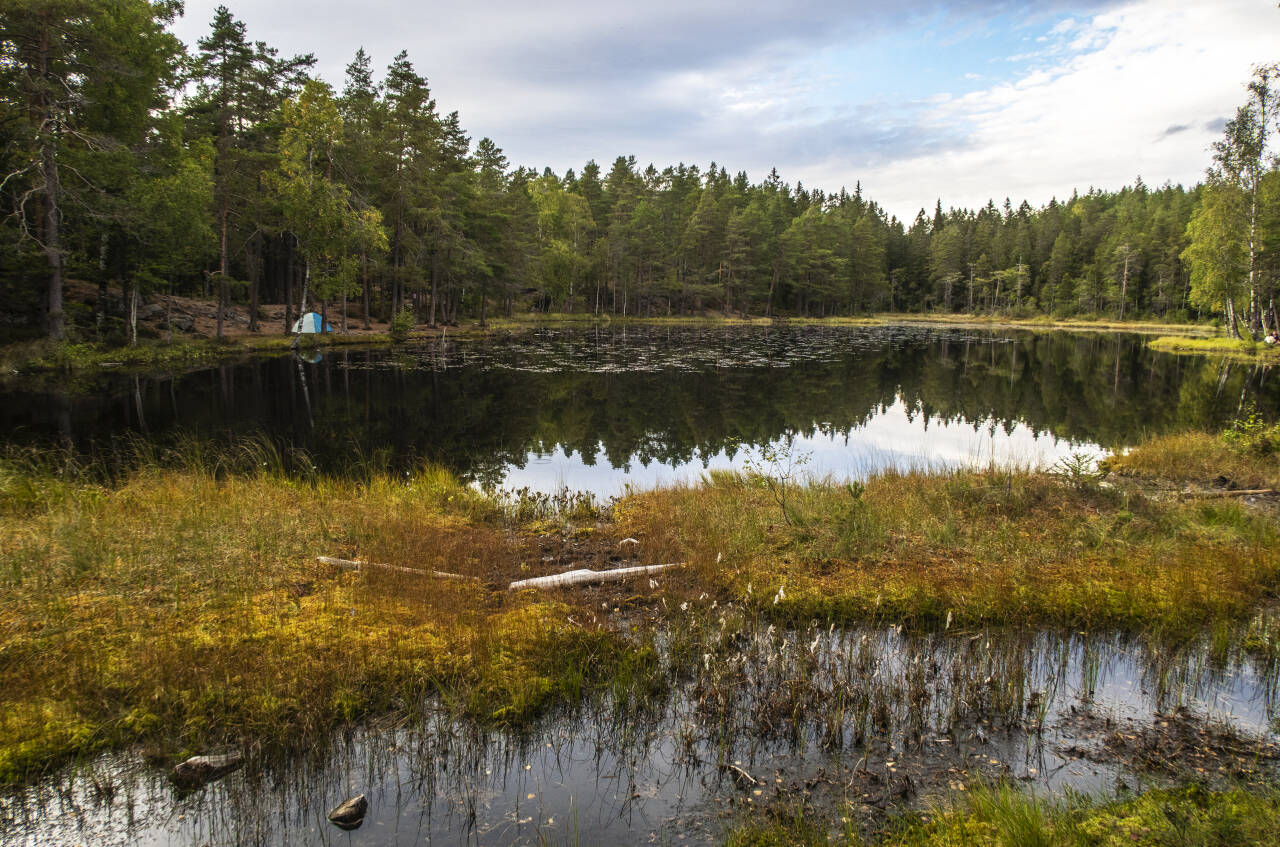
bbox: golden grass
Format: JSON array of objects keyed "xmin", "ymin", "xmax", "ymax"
[
  {"xmin": 1148, "ymin": 335, "xmax": 1280, "ymax": 357},
  {"xmin": 620, "ymin": 468, "xmax": 1280, "ymax": 633},
  {"xmin": 3, "ymin": 427, "xmax": 1279, "ymax": 787},
  {"xmin": 1108, "ymin": 428, "xmax": 1280, "ymax": 490},
  {"xmin": 0, "ymin": 465, "xmax": 621, "ymax": 785}
]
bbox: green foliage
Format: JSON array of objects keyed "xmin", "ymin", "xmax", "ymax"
[
  {"xmin": 389, "ymin": 307, "xmax": 414, "ymax": 343},
  {"xmin": 0, "ymin": 12, "xmax": 1275, "ymax": 335},
  {"xmin": 1222, "ymin": 409, "xmax": 1280, "ymax": 455}
]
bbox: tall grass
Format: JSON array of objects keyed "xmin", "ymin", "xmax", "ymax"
[
  {"xmin": 0, "ymin": 445, "xmax": 626, "ymax": 785},
  {"xmin": 619, "ymin": 467, "xmax": 1280, "ymax": 636}
]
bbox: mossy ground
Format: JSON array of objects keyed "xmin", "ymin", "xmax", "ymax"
[
  {"xmin": 725, "ymin": 783, "xmax": 1280, "ymax": 846},
  {"xmin": 0, "ymin": 459, "xmax": 630, "ymax": 785}
]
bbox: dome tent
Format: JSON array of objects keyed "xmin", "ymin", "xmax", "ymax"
[{"xmin": 292, "ymin": 312, "xmax": 333, "ymax": 334}]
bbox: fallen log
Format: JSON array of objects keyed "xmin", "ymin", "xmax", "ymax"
[
  {"xmin": 317, "ymin": 556, "xmax": 475, "ymax": 581},
  {"xmin": 507, "ymin": 563, "xmax": 680, "ymax": 591},
  {"xmin": 1179, "ymin": 488, "xmax": 1275, "ymax": 500}
]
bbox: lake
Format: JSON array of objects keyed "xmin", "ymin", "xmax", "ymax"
[{"xmin": 4, "ymin": 325, "xmax": 1275, "ymax": 496}]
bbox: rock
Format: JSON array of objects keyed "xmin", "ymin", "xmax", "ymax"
[
  {"xmin": 171, "ymin": 316, "xmax": 195, "ymax": 332},
  {"xmin": 328, "ymin": 794, "xmax": 368, "ymax": 829},
  {"xmin": 327, "ymin": 798, "xmax": 368, "ymax": 829},
  {"xmin": 171, "ymin": 752, "xmax": 243, "ymax": 788},
  {"xmin": 137, "ymin": 303, "xmax": 164, "ymax": 320}
]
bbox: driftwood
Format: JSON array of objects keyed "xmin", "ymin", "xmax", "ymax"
[
  {"xmin": 317, "ymin": 556, "xmax": 475, "ymax": 581},
  {"xmin": 507, "ymin": 563, "xmax": 681, "ymax": 591},
  {"xmin": 1179, "ymin": 489, "xmax": 1275, "ymax": 500}
]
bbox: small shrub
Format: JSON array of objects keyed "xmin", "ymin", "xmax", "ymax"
[{"xmin": 389, "ymin": 307, "xmax": 414, "ymax": 343}]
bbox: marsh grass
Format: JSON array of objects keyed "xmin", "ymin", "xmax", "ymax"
[
  {"xmin": 4, "ymin": 428, "xmax": 1280, "ymax": 792},
  {"xmin": 0, "ymin": 448, "xmax": 630, "ymax": 786},
  {"xmin": 1108, "ymin": 424, "xmax": 1280, "ymax": 490},
  {"xmin": 619, "ymin": 467, "xmax": 1280, "ymax": 635},
  {"xmin": 723, "ymin": 783, "xmax": 1280, "ymax": 846},
  {"xmin": 1148, "ymin": 335, "xmax": 1279, "ymax": 357}
]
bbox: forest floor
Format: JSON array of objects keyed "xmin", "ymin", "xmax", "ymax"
[{"xmin": 2, "ymin": 425, "xmax": 1279, "ymax": 844}]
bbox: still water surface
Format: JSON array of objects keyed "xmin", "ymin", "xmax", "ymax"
[{"xmin": 5, "ymin": 325, "xmax": 1276, "ymax": 495}]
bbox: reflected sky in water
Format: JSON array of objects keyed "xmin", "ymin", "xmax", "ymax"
[{"xmin": 503, "ymin": 398, "xmax": 1100, "ymax": 497}]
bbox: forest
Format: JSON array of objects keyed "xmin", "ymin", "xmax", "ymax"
[{"xmin": 3, "ymin": 1, "xmax": 1280, "ymax": 345}]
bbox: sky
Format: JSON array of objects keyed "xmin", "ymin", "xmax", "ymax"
[{"xmin": 170, "ymin": 0, "xmax": 1280, "ymax": 221}]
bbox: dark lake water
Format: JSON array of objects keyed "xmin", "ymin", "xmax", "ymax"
[{"xmin": 4, "ymin": 325, "xmax": 1278, "ymax": 495}]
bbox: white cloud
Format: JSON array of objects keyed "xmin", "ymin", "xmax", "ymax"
[{"xmin": 843, "ymin": 0, "xmax": 1280, "ymax": 218}]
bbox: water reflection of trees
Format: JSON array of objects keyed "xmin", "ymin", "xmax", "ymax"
[{"xmin": 5, "ymin": 329, "xmax": 1275, "ymax": 483}]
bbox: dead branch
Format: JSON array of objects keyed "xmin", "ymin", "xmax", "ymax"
[{"xmin": 316, "ymin": 555, "xmax": 476, "ymax": 581}]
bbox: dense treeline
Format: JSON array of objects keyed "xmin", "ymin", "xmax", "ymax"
[{"xmin": 2, "ymin": 3, "xmax": 1278, "ymax": 344}]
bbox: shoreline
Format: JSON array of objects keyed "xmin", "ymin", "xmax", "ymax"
[{"xmin": 1, "ymin": 311, "xmax": 1220, "ymax": 379}]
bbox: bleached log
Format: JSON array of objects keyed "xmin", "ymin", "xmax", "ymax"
[
  {"xmin": 507, "ymin": 563, "xmax": 680, "ymax": 591},
  {"xmin": 317, "ymin": 556, "xmax": 475, "ymax": 581}
]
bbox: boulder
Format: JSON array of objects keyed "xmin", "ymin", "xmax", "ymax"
[
  {"xmin": 171, "ymin": 316, "xmax": 195, "ymax": 332},
  {"xmin": 171, "ymin": 752, "xmax": 243, "ymax": 788},
  {"xmin": 328, "ymin": 794, "xmax": 368, "ymax": 829}
]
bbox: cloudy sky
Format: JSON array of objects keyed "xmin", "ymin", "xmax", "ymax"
[{"xmin": 171, "ymin": 0, "xmax": 1279, "ymax": 220}]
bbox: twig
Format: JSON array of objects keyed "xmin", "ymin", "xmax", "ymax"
[
  {"xmin": 719, "ymin": 762, "xmax": 760, "ymax": 787},
  {"xmin": 317, "ymin": 555, "xmax": 475, "ymax": 581}
]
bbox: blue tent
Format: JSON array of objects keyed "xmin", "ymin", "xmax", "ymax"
[{"xmin": 292, "ymin": 312, "xmax": 333, "ymax": 334}]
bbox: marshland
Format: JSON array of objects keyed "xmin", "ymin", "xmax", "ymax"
[{"xmin": 3, "ymin": 325, "xmax": 1280, "ymax": 846}]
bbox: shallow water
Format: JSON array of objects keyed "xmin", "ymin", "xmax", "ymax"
[
  {"xmin": 4, "ymin": 325, "xmax": 1277, "ymax": 496},
  {"xmin": 5, "ymin": 625, "xmax": 1277, "ymax": 847}
]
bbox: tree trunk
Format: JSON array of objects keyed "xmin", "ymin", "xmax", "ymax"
[
  {"xmin": 361, "ymin": 250, "xmax": 371, "ymax": 330},
  {"xmin": 42, "ymin": 126, "xmax": 65, "ymax": 341},
  {"xmin": 217, "ymin": 203, "xmax": 228, "ymax": 339},
  {"xmin": 248, "ymin": 231, "xmax": 260, "ymax": 333}
]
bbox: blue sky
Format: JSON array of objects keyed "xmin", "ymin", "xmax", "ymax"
[{"xmin": 170, "ymin": 0, "xmax": 1279, "ymax": 220}]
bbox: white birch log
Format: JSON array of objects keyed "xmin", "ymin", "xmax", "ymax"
[
  {"xmin": 507, "ymin": 563, "xmax": 680, "ymax": 591},
  {"xmin": 317, "ymin": 556, "xmax": 475, "ymax": 581}
]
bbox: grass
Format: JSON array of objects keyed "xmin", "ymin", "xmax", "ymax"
[
  {"xmin": 1147, "ymin": 335, "xmax": 1280, "ymax": 357},
  {"xmin": 0, "ymin": 448, "xmax": 635, "ymax": 785},
  {"xmin": 619, "ymin": 465, "xmax": 1280, "ymax": 636},
  {"xmin": 723, "ymin": 783, "xmax": 1280, "ymax": 846},
  {"xmin": 1107, "ymin": 416, "xmax": 1280, "ymax": 490}
]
